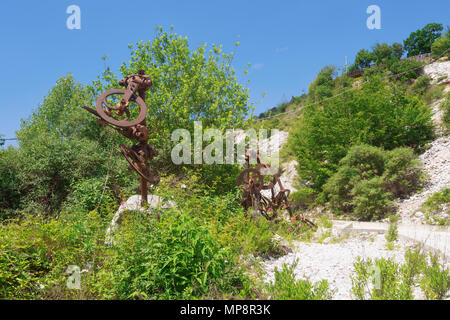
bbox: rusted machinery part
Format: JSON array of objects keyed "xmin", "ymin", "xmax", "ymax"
[
  {"xmin": 96, "ymin": 89, "xmax": 147, "ymax": 128},
  {"xmin": 82, "ymin": 105, "xmax": 101, "ymax": 117},
  {"xmin": 259, "ymin": 196, "xmax": 278, "ymax": 221},
  {"xmin": 291, "ymin": 213, "xmax": 318, "ymax": 229},
  {"xmin": 237, "ymin": 168, "xmax": 264, "ymax": 188},
  {"xmin": 119, "ymin": 144, "xmax": 158, "ymax": 184},
  {"xmin": 238, "ymin": 149, "xmax": 317, "ymax": 227}
]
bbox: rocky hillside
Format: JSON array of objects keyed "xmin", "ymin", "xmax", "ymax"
[{"xmin": 258, "ymin": 59, "xmax": 450, "ymax": 300}]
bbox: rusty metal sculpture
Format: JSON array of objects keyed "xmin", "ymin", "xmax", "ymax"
[
  {"xmin": 83, "ymin": 70, "xmax": 158, "ymax": 207},
  {"xmin": 237, "ymin": 150, "xmax": 316, "ymax": 228}
]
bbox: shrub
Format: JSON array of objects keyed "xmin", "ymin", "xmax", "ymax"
[
  {"xmin": 93, "ymin": 209, "xmax": 249, "ymax": 300},
  {"xmin": 385, "ymin": 215, "xmax": 399, "ymax": 243},
  {"xmin": 290, "ymin": 187, "xmax": 318, "ymax": 211},
  {"xmin": 420, "ymin": 188, "xmax": 450, "ymax": 226},
  {"xmin": 0, "ymin": 210, "xmax": 109, "ymax": 299},
  {"xmin": 323, "ymin": 165, "xmax": 359, "ymax": 213},
  {"xmin": 442, "ymin": 92, "xmax": 450, "ymax": 131},
  {"xmin": 350, "ymin": 176, "xmax": 393, "ymax": 221},
  {"xmin": 420, "ymin": 253, "xmax": 450, "ymax": 300},
  {"xmin": 266, "ymin": 260, "xmax": 334, "ymax": 300},
  {"xmin": 0, "ymin": 148, "xmax": 21, "ymax": 219},
  {"xmin": 431, "ymin": 28, "xmax": 450, "ymax": 59},
  {"xmin": 67, "ymin": 177, "xmax": 115, "ymax": 213},
  {"xmin": 351, "ymin": 247, "xmax": 449, "ymax": 300},
  {"xmin": 324, "ymin": 144, "xmax": 423, "ymax": 221},
  {"xmin": 424, "ymin": 86, "xmax": 445, "ymax": 106},
  {"xmin": 388, "ymin": 58, "xmax": 424, "ymax": 82},
  {"xmin": 410, "ymin": 75, "xmax": 431, "ymax": 96},
  {"xmin": 351, "ymin": 257, "xmax": 413, "ymax": 300},
  {"xmin": 382, "ymin": 147, "xmax": 424, "ymax": 198}
]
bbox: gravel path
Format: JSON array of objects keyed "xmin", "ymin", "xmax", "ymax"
[{"xmin": 263, "ymin": 234, "xmax": 419, "ymax": 300}]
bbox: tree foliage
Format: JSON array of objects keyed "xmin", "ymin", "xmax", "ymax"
[
  {"xmin": 307, "ymin": 66, "xmax": 336, "ymax": 103},
  {"xmin": 288, "ymin": 75, "xmax": 433, "ymax": 189},
  {"xmin": 404, "ymin": 23, "xmax": 443, "ymax": 57},
  {"xmin": 431, "ymin": 27, "xmax": 450, "ymax": 59},
  {"xmin": 0, "ymin": 27, "xmax": 253, "ymax": 217},
  {"xmin": 93, "ymin": 26, "xmax": 253, "ymax": 162}
]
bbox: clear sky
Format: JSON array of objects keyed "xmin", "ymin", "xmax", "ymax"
[{"xmin": 0, "ymin": 0, "xmax": 449, "ymax": 147}]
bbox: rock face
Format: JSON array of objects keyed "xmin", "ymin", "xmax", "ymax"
[
  {"xmin": 423, "ymin": 60, "xmax": 450, "ymax": 84},
  {"xmin": 105, "ymin": 195, "xmax": 175, "ymax": 245}
]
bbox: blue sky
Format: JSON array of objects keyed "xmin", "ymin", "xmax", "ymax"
[{"xmin": 1, "ymin": 0, "xmax": 449, "ymax": 147}]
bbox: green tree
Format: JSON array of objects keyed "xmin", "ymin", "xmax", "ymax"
[
  {"xmin": 404, "ymin": 23, "xmax": 443, "ymax": 57},
  {"xmin": 288, "ymin": 76, "xmax": 433, "ymax": 189},
  {"xmin": 13, "ymin": 75, "xmax": 128, "ymax": 215},
  {"xmin": 307, "ymin": 66, "xmax": 336, "ymax": 103},
  {"xmin": 0, "ymin": 134, "xmax": 4, "ymax": 147},
  {"xmin": 431, "ymin": 27, "xmax": 450, "ymax": 59},
  {"xmin": 5, "ymin": 27, "xmax": 253, "ymax": 215},
  {"xmin": 392, "ymin": 42, "xmax": 404, "ymax": 59},
  {"xmin": 0, "ymin": 147, "xmax": 21, "ymax": 218},
  {"xmin": 93, "ymin": 26, "xmax": 253, "ymax": 163},
  {"xmin": 352, "ymin": 49, "xmax": 375, "ymax": 70},
  {"xmin": 373, "ymin": 43, "xmax": 395, "ymax": 64}
]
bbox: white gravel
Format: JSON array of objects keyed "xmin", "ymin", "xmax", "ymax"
[
  {"xmin": 262, "ymin": 234, "xmax": 421, "ymax": 300},
  {"xmin": 423, "ymin": 60, "xmax": 450, "ymax": 84},
  {"xmin": 398, "ymin": 134, "xmax": 450, "ymax": 224}
]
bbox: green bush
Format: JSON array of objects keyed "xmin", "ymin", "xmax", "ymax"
[
  {"xmin": 420, "ymin": 188, "xmax": 450, "ymax": 226},
  {"xmin": 96, "ymin": 210, "xmax": 244, "ymax": 299},
  {"xmin": 0, "ymin": 188, "xmax": 262, "ymax": 300},
  {"xmin": 266, "ymin": 260, "xmax": 334, "ymax": 300},
  {"xmin": 442, "ymin": 92, "xmax": 450, "ymax": 131},
  {"xmin": 410, "ymin": 75, "xmax": 431, "ymax": 96},
  {"xmin": 350, "ymin": 176, "xmax": 393, "ymax": 221},
  {"xmin": 0, "ymin": 210, "xmax": 109, "ymax": 299},
  {"xmin": 385, "ymin": 215, "xmax": 399, "ymax": 243},
  {"xmin": 382, "ymin": 147, "xmax": 424, "ymax": 198},
  {"xmin": 351, "ymin": 247, "xmax": 449, "ymax": 300},
  {"xmin": 351, "ymin": 256, "xmax": 414, "ymax": 300},
  {"xmin": 0, "ymin": 148, "xmax": 21, "ymax": 219},
  {"xmin": 420, "ymin": 253, "xmax": 450, "ymax": 300},
  {"xmin": 324, "ymin": 144, "xmax": 423, "ymax": 221},
  {"xmin": 388, "ymin": 58, "xmax": 424, "ymax": 82},
  {"xmin": 290, "ymin": 187, "xmax": 318, "ymax": 211}
]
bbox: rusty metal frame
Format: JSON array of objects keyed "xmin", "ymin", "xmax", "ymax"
[
  {"xmin": 83, "ymin": 70, "xmax": 157, "ymax": 207},
  {"xmin": 238, "ymin": 150, "xmax": 316, "ymax": 228}
]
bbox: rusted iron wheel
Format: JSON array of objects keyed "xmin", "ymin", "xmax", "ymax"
[
  {"xmin": 119, "ymin": 144, "xmax": 157, "ymax": 183},
  {"xmin": 96, "ymin": 89, "xmax": 147, "ymax": 128}
]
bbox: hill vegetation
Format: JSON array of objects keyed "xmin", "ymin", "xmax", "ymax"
[{"xmin": 1, "ymin": 23, "xmax": 449, "ymax": 300}]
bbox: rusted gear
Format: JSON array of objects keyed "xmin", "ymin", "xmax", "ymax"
[
  {"xmin": 96, "ymin": 89, "xmax": 147, "ymax": 128},
  {"xmin": 237, "ymin": 150, "xmax": 317, "ymax": 228}
]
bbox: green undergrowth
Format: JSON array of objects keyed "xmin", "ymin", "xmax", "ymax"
[
  {"xmin": 351, "ymin": 246, "xmax": 449, "ymax": 300},
  {"xmin": 0, "ymin": 176, "xmax": 318, "ymax": 300}
]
